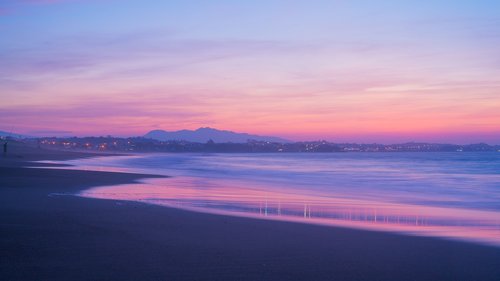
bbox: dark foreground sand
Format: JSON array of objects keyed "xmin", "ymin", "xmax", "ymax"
[{"xmin": 1, "ymin": 141, "xmax": 500, "ymax": 280}]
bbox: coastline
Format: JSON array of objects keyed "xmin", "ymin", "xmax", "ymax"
[{"xmin": 1, "ymin": 142, "xmax": 500, "ymax": 280}]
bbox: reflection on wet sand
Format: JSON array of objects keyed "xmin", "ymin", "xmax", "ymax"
[{"xmin": 80, "ymin": 176, "xmax": 500, "ymax": 247}]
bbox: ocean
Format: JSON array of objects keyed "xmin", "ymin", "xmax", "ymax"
[{"xmin": 53, "ymin": 152, "xmax": 500, "ymax": 246}]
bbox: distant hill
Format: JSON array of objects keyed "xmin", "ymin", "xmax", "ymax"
[
  {"xmin": 144, "ymin": 127, "xmax": 290, "ymax": 143},
  {"xmin": 0, "ymin": 130, "xmax": 28, "ymax": 139}
]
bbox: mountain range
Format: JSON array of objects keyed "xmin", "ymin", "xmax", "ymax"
[
  {"xmin": 144, "ymin": 127, "xmax": 290, "ymax": 143},
  {"xmin": 0, "ymin": 130, "xmax": 28, "ymax": 139}
]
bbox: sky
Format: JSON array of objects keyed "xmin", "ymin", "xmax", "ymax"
[{"xmin": 1, "ymin": 0, "xmax": 499, "ymax": 144}]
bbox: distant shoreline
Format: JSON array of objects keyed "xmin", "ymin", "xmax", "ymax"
[{"xmin": 3, "ymin": 136, "xmax": 499, "ymax": 154}]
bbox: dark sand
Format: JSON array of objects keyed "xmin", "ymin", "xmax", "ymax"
[{"xmin": 1, "ymin": 141, "xmax": 500, "ymax": 280}]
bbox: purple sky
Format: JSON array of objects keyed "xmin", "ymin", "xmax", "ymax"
[{"xmin": 1, "ymin": 0, "xmax": 499, "ymax": 144}]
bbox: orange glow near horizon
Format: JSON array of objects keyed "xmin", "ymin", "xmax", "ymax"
[{"xmin": 3, "ymin": 84, "xmax": 499, "ymax": 144}]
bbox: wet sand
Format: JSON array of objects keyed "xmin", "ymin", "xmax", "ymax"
[{"xmin": 1, "ymin": 141, "xmax": 500, "ymax": 280}]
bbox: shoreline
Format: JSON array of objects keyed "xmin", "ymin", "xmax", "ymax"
[{"xmin": 2, "ymin": 142, "xmax": 500, "ymax": 280}]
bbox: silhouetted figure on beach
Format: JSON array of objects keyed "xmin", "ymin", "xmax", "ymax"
[{"xmin": 3, "ymin": 142, "xmax": 7, "ymax": 156}]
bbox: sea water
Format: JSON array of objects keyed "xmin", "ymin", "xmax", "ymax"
[{"xmin": 62, "ymin": 152, "xmax": 500, "ymax": 246}]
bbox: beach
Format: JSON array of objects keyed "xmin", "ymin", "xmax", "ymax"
[{"xmin": 1, "ymin": 142, "xmax": 500, "ymax": 281}]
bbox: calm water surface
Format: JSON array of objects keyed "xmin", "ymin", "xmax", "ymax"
[{"xmin": 55, "ymin": 152, "xmax": 500, "ymax": 246}]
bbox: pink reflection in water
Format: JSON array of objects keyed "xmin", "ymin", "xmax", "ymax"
[{"xmin": 79, "ymin": 176, "xmax": 500, "ymax": 247}]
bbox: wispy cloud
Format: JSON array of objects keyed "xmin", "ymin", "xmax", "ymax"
[
  {"xmin": 1, "ymin": 34, "xmax": 297, "ymax": 75},
  {"xmin": 1, "ymin": 32, "xmax": 340, "ymax": 92},
  {"xmin": 365, "ymin": 84, "xmax": 444, "ymax": 93}
]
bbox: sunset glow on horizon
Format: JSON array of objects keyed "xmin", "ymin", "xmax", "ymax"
[{"xmin": 1, "ymin": 0, "xmax": 500, "ymax": 144}]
